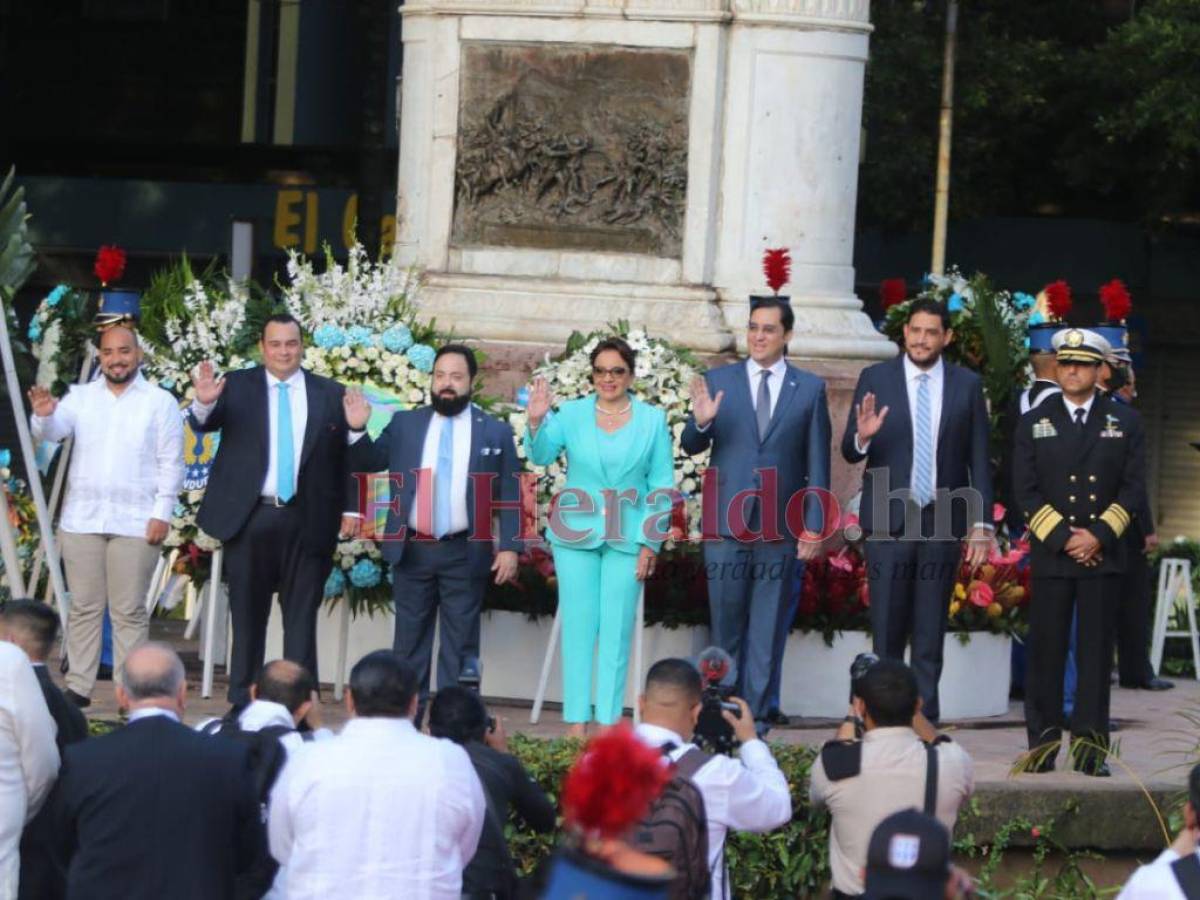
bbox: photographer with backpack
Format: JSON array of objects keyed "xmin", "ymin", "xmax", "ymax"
[{"xmin": 632, "ymin": 657, "xmax": 792, "ymax": 900}]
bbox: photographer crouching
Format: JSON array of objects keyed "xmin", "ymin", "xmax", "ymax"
[
  {"xmin": 633, "ymin": 656, "xmax": 792, "ymax": 899},
  {"xmin": 428, "ymin": 686, "xmax": 556, "ymax": 900},
  {"xmin": 810, "ymin": 657, "xmax": 975, "ymax": 899}
]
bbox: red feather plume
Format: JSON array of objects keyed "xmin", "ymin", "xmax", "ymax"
[
  {"xmin": 879, "ymin": 278, "xmax": 908, "ymax": 310},
  {"xmin": 1043, "ymin": 280, "xmax": 1072, "ymax": 319},
  {"xmin": 762, "ymin": 248, "xmax": 791, "ymax": 295},
  {"xmin": 1099, "ymin": 278, "xmax": 1132, "ymax": 322},
  {"xmin": 94, "ymin": 245, "xmax": 127, "ymax": 286},
  {"xmin": 561, "ymin": 725, "xmax": 672, "ymax": 838}
]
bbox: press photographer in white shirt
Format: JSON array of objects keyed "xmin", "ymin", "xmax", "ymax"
[{"xmin": 633, "ymin": 657, "xmax": 792, "ymax": 900}]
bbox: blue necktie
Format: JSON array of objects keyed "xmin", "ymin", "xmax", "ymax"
[
  {"xmin": 434, "ymin": 416, "xmax": 454, "ymax": 538},
  {"xmin": 913, "ymin": 373, "xmax": 933, "ymax": 507},
  {"xmin": 276, "ymin": 382, "xmax": 295, "ymax": 503}
]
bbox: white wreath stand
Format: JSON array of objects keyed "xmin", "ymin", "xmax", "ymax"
[
  {"xmin": 1151, "ymin": 557, "xmax": 1200, "ymax": 680},
  {"xmin": 0, "ymin": 294, "xmax": 69, "ymax": 625},
  {"xmin": 530, "ymin": 585, "xmax": 645, "ymax": 727}
]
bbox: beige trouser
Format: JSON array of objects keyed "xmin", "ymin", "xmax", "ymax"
[{"xmin": 60, "ymin": 531, "xmax": 160, "ymax": 697}]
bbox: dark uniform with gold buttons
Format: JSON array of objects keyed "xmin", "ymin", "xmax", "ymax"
[{"xmin": 1013, "ymin": 328, "xmax": 1146, "ymax": 774}]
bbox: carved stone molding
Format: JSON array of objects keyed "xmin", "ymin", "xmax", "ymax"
[{"xmin": 402, "ymin": 0, "xmax": 870, "ymax": 27}]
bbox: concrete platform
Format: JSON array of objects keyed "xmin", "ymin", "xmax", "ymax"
[{"xmin": 72, "ymin": 620, "xmax": 1196, "ymax": 860}]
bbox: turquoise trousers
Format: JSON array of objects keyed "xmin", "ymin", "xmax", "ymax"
[{"xmin": 553, "ymin": 543, "xmax": 641, "ymax": 724}]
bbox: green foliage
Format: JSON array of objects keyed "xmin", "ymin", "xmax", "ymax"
[
  {"xmin": 0, "ymin": 167, "xmax": 36, "ymax": 300},
  {"xmin": 860, "ymin": 0, "xmax": 1200, "ymax": 229}
]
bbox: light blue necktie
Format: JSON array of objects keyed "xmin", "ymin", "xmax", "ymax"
[
  {"xmin": 434, "ymin": 416, "xmax": 454, "ymax": 537},
  {"xmin": 913, "ymin": 373, "xmax": 933, "ymax": 507},
  {"xmin": 276, "ymin": 382, "xmax": 295, "ymax": 503}
]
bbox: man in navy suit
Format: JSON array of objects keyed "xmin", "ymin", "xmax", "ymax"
[
  {"xmin": 841, "ymin": 297, "xmax": 994, "ymax": 722},
  {"xmin": 682, "ymin": 297, "xmax": 832, "ymax": 730},
  {"xmin": 190, "ymin": 313, "xmax": 360, "ymax": 706},
  {"xmin": 345, "ymin": 344, "xmax": 522, "ymax": 708}
]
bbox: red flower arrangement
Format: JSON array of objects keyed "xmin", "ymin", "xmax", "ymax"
[
  {"xmin": 880, "ymin": 278, "xmax": 908, "ymax": 310},
  {"xmin": 561, "ymin": 725, "xmax": 672, "ymax": 838},
  {"xmin": 949, "ymin": 539, "xmax": 1030, "ymax": 633},
  {"xmin": 1099, "ymin": 279, "xmax": 1132, "ymax": 323},
  {"xmin": 94, "ymin": 245, "xmax": 126, "ymax": 286},
  {"xmin": 762, "ymin": 248, "xmax": 791, "ymax": 295},
  {"xmin": 796, "ymin": 514, "xmax": 871, "ymax": 643}
]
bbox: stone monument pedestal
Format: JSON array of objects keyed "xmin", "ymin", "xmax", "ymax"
[{"xmin": 396, "ymin": 0, "xmax": 893, "ymax": 364}]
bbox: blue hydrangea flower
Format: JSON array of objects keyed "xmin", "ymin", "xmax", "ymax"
[
  {"xmin": 46, "ymin": 285, "xmax": 68, "ymax": 307},
  {"xmin": 1023, "ymin": 337, "xmax": 1031, "ymax": 350},
  {"xmin": 0, "ymin": 450, "xmax": 11, "ymax": 468},
  {"xmin": 349, "ymin": 559, "xmax": 381, "ymax": 588},
  {"xmin": 381, "ymin": 324, "xmax": 414, "ymax": 353},
  {"xmin": 346, "ymin": 325, "xmax": 374, "ymax": 347},
  {"xmin": 948, "ymin": 293, "xmax": 964, "ymax": 313},
  {"xmin": 1028, "ymin": 310, "xmax": 1045, "ymax": 326},
  {"xmin": 1013, "ymin": 292, "xmax": 1035, "ymax": 310},
  {"xmin": 160, "ymin": 378, "xmax": 175, "ymax": 391},
  {"xmin": 407, "ymin": 343, "xmax": 435, "ymax": 373},
  {"xmin": 27, "ymin": 321, "xmax": 41, "ymax": 341},
  {"xmin": 314, "ymin": 324, "xmax": 347, "ymax": 349},
  {"xmin": 324, "ymin": 567, "xmax": 348, "ymax": 598}
]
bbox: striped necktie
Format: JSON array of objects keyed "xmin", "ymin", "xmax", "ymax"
[{"xmin": 913, "ymin": 374, "xmax": 933, "ymax": 507}]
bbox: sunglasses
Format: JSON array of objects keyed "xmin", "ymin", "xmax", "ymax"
[{"xmin": 592, "ymin": 366, "xmax": 629, "ymax": 379}]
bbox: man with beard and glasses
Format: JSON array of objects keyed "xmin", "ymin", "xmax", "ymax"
[
  {"xmin": 344, "ymin": 344, "xmax": 522, "ymax": 717},
  {"xmin": 28, "ymin": 324, "xmax": 184, "ymax": 709}
]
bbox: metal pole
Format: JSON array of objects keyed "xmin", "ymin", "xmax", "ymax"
[{"xmin": 930, "ymin": 0, "xmax": 959, "ymax": 277}]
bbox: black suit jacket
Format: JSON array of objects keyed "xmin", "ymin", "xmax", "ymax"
[
  {"xmin": 841, "ymin": 356, "xmax": 993, "ymax": 539},
  {"xmin": 18, "ymin": 666, "xmax": 89, "ymax": 900},
  {"xmin": 347, "ymin": 405, "xmax": 524, "ymax": 575},
  {"xmin": 48, "ymin": 715, "xmax": 265, "ymax": 900},
  {"xmin": 33, "ymin": 665, "xmax": 88, "ymax": 752},
  {"xmin": 191, "ymin": 367, "xmax": 354, "ymax": 556},
  {"xmin": 1013, "ymin": 392, "xmax": 1146, "ymax": 578}
]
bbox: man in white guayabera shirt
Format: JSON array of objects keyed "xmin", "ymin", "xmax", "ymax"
[{"xmin": 28, "ymin": 323, "xmax": 183, "ymax": 709}]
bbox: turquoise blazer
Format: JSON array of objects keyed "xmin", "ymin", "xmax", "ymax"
[{"xmin": 525, "ymin": 395, "xmax": 676, "ymax": 553}]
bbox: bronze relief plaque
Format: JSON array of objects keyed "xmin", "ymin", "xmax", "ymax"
[{"xmin": 452, "ymin": 42, "xmax": 691, "ymax": 258}]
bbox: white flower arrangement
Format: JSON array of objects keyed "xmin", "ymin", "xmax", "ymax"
[
  {"xmin": 512, "ymin": 324, "xmax": 711, "ymax": 545},
  {"xmin": 281, "ymin": 242, "xmax": 416, "ymax": 333},
  {"xmin": 141, "ymin": 277, "xmax": 252, "ymax": 391}
]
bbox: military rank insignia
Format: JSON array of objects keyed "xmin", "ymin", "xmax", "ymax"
[
  {"xmin": 1032, "ymin": 418, "xmax": 1057, "ymax": 439},
  {"xmin": 1101, "ymin": 414, "xmax": 1124, "ymax": 438}
]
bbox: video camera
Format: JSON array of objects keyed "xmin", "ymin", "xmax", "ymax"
[
  {"xmin": 692, "ymin": 646, "xmax": 741, "ymax": 755},
  {"xmin": 849, "ymin": 651, "xmax": 880, "ymax": 703}
]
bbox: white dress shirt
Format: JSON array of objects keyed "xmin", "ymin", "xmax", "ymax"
[
  {"xmin": 269, "ymin": 716, "xmax": 485, "ymax": 900},
  {"xmin": 409, "ymin": 407, "xmax": 472, "ymax": 535},
  {"xmin": 1062, "ymin": 391, "xmax": 1097, "ymax": 425},
  {"xmin": 31, "ymin": 373, "xmax": 184, "ymax": 536},
  {"xmin": 190, "ymin": 368, "xmax": 307, "ymax": 499},
  {"xmin": 634, "ymin": 722, "xmax": 792, "ymax": 900},
  {"xmin": 195, "ymin": 699, "xmax": 333, "ymax": 757},
  {"xmin": 0, "ymin": 642, "xmax": 60, "ymax": 898},
  {"xmin": 1118, "ymin": 848, "xmax": 1192, "ymax": 899},
  {"xmin": 853, "ymin": 357, "xmax": 945, "ymax": 482},
  {"xmin": 746, "ymin": 357, "xmax": 786, "ymax": 418}
]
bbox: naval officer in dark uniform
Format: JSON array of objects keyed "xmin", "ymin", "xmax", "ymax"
[{"xmin": 1013, "ymin": 327, "xmax": 1146, "ymax": 777}]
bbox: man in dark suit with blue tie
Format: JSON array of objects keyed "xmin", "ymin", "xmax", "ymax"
[
  {"xmin": 841, "ymin": 297, "xmax": 994, "ymax": 723},
  {"xmin": 190, "ymin": 313, "xmax": 360, "ymax": 706},
  {"xmin": 344, "ymin": 344, "xmax": 523, "ymax": 708},
  {"xmin": 682, "ymin": 297, "xmax": 832, "ymax": 730}
]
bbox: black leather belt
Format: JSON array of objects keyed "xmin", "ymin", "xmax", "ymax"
[
  {"xmin": 410, "ymin": 530, "xmax": 468, "ymax": 541},
  {"xmin": 260, "ymin": 495, "xmax": 295, "ymax": 507}
]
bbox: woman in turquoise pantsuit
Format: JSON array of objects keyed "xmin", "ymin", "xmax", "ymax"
[{"xmin": 525, "ymin": 337, "xmax": 676, "ymax": 737}]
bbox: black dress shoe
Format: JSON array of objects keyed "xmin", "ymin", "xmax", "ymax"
[
  {"xmin": 765, "ymin": 708, "xmax": 790, "ymax": 726},
  {"xmin": 1144, "ymin": 678, "xmax": 1174, "ymax": 691},
  {"xmin": 1077, "ymin": 762, "xmax": 1112, "ymax": 778},
  {"xmin": 63, "ymin": 689, "xmax": 91, "ymax": 709}
]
